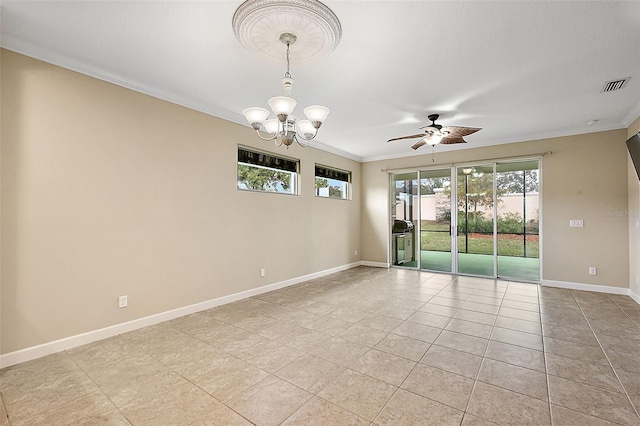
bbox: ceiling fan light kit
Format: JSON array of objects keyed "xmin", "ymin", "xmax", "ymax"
[{"xmin": 233, "ymin": 0, "xmax": 341, "ymax": 148}]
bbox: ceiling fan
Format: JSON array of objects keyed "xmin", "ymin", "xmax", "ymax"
[{"xmin": 387, "ymin": 114, "xmax": 482, "ymax": 150}]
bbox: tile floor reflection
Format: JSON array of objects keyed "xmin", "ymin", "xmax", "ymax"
[{"xmin": 2, "ymin": 267, "xmax": 640, "ymax": 425}]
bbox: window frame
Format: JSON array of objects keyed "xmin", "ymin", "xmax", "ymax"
[
  {"xmin": 314, "ymin": 163, "xmax": 352, "ymax": 200},
  {"xmin": 237, "ymin": 146, "xmax": 300, "ymax": 195}
]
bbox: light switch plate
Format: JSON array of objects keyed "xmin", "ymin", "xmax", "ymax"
[{"xmin": 569, "ymin": 219, "xmax": 584, "ymax": 228}]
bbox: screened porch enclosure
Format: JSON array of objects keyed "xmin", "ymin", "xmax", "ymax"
[{"xmin": 391, "ymin": 160, "xmax": 540, "ymax": 282}]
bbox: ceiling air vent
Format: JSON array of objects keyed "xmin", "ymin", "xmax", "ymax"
[{"xmin": 601, "ymin": 77, "xmax": 630, "ymax": 93}]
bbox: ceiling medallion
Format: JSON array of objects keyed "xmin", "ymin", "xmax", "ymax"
[{"xmin": 232, "ymin": 0, "xmax": 342, "ymax": 63}]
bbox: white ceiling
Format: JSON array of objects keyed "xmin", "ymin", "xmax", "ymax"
[{"xmin": 2, "ymin": 1, "xmax": 639, "ymax": 162}]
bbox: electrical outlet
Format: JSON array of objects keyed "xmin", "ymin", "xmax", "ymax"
[
  {"xmin": 118, "ymin": 295, "xmax": 128, "ymax": 308},
  {"xmin": 260, "ymin": 268, "xmax": 266, "ymax": 277},
  {"xmin": 354, "ymin": 249, "xmax": 358, "ymax": 256},
  {"xmin": 589, "ymin": 267, "xmax": 597, "ymax": 275},
  {"xmin": 569, "ymin": 219, "xmax": 584, "ymax": 228}
]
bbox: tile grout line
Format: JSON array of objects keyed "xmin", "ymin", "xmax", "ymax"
[
  {"xmin": 461, "ymin": 279, "xmax": 505, "ymax": 425},
  {"xmin": 239, "ymin": 277, "xmax": 557, "ymax": 424},
  {"xmin": 103, "ymin": 323, "xmax": 261, "ymax": 425},
  {"xmin": 539, "ymin": 286, "xmax": 555, "ymax": 425},
  {"xmin": 0, "ymin": 391, "xmax": 11, "ymax": 426},
  {"xmin": 565, "ymin": 289, "xmax": 640, "ymax": 422},
  {"xmin": 370, "ymin": 276, "xmax": 471, "ymax": 424},
  {"xmin": 187, "ymin": 377, "xmax": 257, "ymax": 425},
  {"xmin": 278, "ymin": 273, "xmax": 430, "ymax": 424},
  {"xmin": 365, "ymin": 278, "xmax": 448, "ymax": 424},
  {"xmin": 541, "ymin": 290, "xmax": 639, "ymax": 423},
  {"xmin": 374, "ymin": 280, "xmax": 466, "ymax": 424},
  {"xmin": 62, "ymin": 348, "xmax": 135, "ymax": 425},
  {"xmin": 208, "ymin": 291, "xmax": 356, "ymax": 425}
]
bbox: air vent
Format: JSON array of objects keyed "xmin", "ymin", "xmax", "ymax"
[{"xmin": 601, "ymin": 77, "xmax": 630, "ymax": 93}]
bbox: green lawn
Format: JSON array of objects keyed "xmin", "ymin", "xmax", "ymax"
[
  {"xmin": 403, "ymin": 221, "xmax": 539, "ymax": 280},
  {"xmin": 421, "ymin": 230, "xmax": 539, "ymax": 258}
]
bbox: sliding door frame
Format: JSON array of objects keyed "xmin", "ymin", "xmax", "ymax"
[{"xmin": 389, "ymin": 156, "xmax": 543, "ymax": 283}]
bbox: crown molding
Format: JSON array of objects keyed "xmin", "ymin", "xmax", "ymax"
[{"xmin": 2, "ymin": 38, "xmax": 361, "ymax": 163}]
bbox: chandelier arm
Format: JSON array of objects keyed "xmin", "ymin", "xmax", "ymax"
[
  {"xmin": 294, "ymin": 134, "xmax": 311, "ymax": 147},
  {"xmin": 254, "ymin": 128, "xmax": 279, "ymax": 141},
  {"xmin": 294, "ymin": 126, "xmax": 319, "ymax": 142}
]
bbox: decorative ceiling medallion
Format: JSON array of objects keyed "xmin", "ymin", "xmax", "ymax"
[{"xmin": 232, "ymin": 0, "xmax": 342, "ymax": 63}]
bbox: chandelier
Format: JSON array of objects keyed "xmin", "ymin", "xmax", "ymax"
[
  {"xmin": 233, "ymin": 0, "xmax": 341, "ymax": 148},
  {"xmin": 241, "ymin": 33, "xmax": 330, "ymax": 148}
]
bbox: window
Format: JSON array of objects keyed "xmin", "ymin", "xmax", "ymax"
[
  {"xmin": 315, "ymin": 164, "xmax": 351, "ymax": 200},
  {"xmin": 237, "ymin": 146, "xmax": 299, "ymax": 195}
]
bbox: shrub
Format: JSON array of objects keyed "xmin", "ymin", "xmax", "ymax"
[
  {"xmin": 498, "ymin": 212, "xmax": 524, "ymax": 233},
  {"xmin": 456, "ymin": 211, "xmax": 540, "ymax": 235}
]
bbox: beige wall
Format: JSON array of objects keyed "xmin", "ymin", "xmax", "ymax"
[
  {"xmin": 362, "ymin": 130, "xmax": 630, "ymax": 287},
  {"xmin": 0, "ymin": 50, "xmax": 362, "ymax": 354},
  {"xmin": 628, "ymin": 116, "xmax": 640, "ymax": 296},
  {"xmin": 2, "ymin": 48, "xmax": 638, "ymax": 356}
]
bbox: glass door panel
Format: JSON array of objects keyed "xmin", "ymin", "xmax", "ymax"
[
  {"xmin": 391, "ymin": 172, "xmax": 418, "ymax": 268},
  {"xmin": 496, "ymin": 161, "xmax": 540, "ymax": 281},
  {"xmin": 419, "ymin": 169, "xmax": 452, "ymax": 272},
  {"xmin": 457, "ymin": 165, "xmax": 495, "ymax": 277}
]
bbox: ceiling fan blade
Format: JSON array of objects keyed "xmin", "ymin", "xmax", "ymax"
[
  {"xmin": 411, "ymin": 140, "xmax": 427, "ymax": 150},
  {"xmin": 440, "ymin": 136, "xmax": 467, "ymax": 144},
  {"xmin": 445, "ymin": 126, "xmax": 482, "ymax": 138},
  {"xmin": 387, "ymin": 133, "xmax": 425, "ymax": 142}
]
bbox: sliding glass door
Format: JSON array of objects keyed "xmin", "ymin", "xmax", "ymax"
[
  {"xmin": 390, "ymin": 159, "xmax": 541, "ymax": 282},
  {"xmin": 420, "ymin": 169, "xmax": 453, "ymax": 272},
  {"xmin": 456, "ymin": 165, "xmax": 495, "ymax": 277},
  {"xmin": 391, "ymin": 172, "xmax": 418, "ymax": 267},
  {"xmin": 496, "ymin": 161, "xmax": 540, "ymax": 281}
]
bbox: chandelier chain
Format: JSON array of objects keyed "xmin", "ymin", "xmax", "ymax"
[{"xmin": 285, "ymin": 41, "xmax": 292, "ymax": 78}]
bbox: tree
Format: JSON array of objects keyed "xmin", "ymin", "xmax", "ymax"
[
  {"xmin": 459, "ymin": 173, "xmax": 495, "ymax": 226},
  {"xmin": 315, "ymin": 178, "xmax": 328, "ymax": 196},
  {"xmin": 329, "ymin": 185, "xmax": 343, "ymax": 198},
  {"xmin": 420, "ymin": 177, "xmax": 448, "ymax": 195},
  {"xmin": 237, "ymin": 164, "xmax": 291, "ymax": 192},
  {"xmin": 496, "ymin": 170, "xmax": 539, "ymax": 195}
]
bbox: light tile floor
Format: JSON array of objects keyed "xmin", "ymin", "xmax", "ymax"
[{"xmin": 2, "ymin": 266, "xmax": 640, "ymax": 425}]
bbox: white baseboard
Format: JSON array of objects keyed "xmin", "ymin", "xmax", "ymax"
[
  {"xmin": 630, "ymin": 288, "xmax": 640, "ymax": 305},
  {"xmin": 360, "ymin": 261, "xmax": 389, "ymax": 268},
  {"xmin": 0, "ymin": 262, "xmax": 362, "ymax": 369},
  {"xmin": 541, "ymin": 279, "xmax": 630, "ymax": 295}
]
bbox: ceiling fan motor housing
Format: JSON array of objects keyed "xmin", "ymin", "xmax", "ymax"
[{"xmin": 428, "ymin": 114, "xmax": 442, "ymax": 130}]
